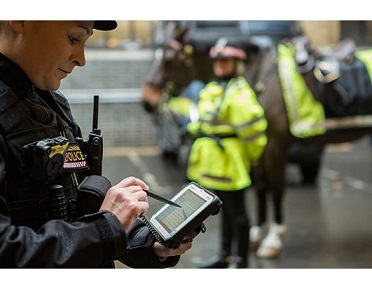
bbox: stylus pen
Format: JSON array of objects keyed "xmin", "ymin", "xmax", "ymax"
[{"xmin": 144, "ymin": 190, "xmax": 182, "ymax": 208}]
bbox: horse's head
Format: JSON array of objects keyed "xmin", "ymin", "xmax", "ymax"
[
  {"xmin": 144, "ymin": 22, "xmax": 187, "ymax": 88},
  {"xmin": 141, "ymin": 21, "xmax": 202, "ymax": 113}
]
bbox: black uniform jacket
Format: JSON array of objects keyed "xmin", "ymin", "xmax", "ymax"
[{"xmin": 0, "ymin": 52, "xmax": 179, "ymax": 268}]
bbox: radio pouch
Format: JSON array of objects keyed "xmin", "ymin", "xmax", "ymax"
[{"xmin": 74, "ymin": 175, "xmax": 111, "ymax": 219}]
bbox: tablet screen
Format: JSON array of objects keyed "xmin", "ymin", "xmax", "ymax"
[{"xmin": 151, "ymin": 185, "xmax": 210, "ymax": 237}]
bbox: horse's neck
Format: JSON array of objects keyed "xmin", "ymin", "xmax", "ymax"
[{"xmin": 244, "ymin": 47, "xmax": 277, "ymax": 93}]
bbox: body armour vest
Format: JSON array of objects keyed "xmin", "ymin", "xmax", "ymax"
[{"xmin": 0, "ymin": 80, "xmax": 89, "ymax": 230}]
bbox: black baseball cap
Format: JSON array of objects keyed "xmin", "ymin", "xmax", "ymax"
[{"xmin": 93, "ymin": 21, "xmax": 117, "ymax": 31}]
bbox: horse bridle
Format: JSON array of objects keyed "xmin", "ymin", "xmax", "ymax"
[{"xmin": 161, "ymin": 41, "xmax": 196, "ymax": 97}]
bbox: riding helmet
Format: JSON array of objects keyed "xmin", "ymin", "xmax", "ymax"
[{"xmin": 209, "ymin": 38, "xmax": 247, "ymax": 61}]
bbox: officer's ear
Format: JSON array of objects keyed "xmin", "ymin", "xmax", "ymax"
[{"xmin": 8, "ymin": 21, "xmax": 26, "ymax": 34}]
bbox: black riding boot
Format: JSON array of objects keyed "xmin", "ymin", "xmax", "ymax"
[
  {"xmin": 198, "ymin": 255, "xmax": 231, "ymax": 268},
  {"xmin": 235, "ymin": 216, "xmax": 249, "ymax": 268},
  {"xmin": 199, "ymin": 209, "xmax": 232, "ymax": 269},
  {"xmin": 234, "ymin": 256, "xmax": 248, "ymax": 268}
]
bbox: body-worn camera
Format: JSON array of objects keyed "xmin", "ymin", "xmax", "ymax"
[{"xmin": 24, "ymin": 136, "xmax": 69, "ymax": 181}]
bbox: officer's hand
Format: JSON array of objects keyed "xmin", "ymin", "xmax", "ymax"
[
  {"xmin": 153, "ymin": 241, "xmax": 193, "ymax": 260},
  {"xmin": 99, "ymin": 176, "xmax": 149, "ymax": 231}
]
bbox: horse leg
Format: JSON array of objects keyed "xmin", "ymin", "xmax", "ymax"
[
  {"xmin": 249, "ymin": 154, "xmax": 269, "ymax": 249},
  {"xmin": 256, "ymin": 144, "xmax": 288, "ymax": 258},
  {"xmin": 249, "ymin": 181, "xmax": 268, "ymax": 249}
]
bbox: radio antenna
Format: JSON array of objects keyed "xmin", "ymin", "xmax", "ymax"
[{"xmin": 93, "ymin": 95, "xmax": 99, "ymax": 131}]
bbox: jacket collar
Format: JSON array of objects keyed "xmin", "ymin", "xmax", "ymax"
[{"xmin": 0, "ymin": 52, "xmax": 34, "ymax": 100}]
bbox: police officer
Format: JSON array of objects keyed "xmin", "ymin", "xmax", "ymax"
[
  {"xmin": 186, "ymin": 38, "xmax": 268, "ymax": 268},
  {"xmin": 0, "ymin": 21, "xmax": 191, "ymax": 268}
]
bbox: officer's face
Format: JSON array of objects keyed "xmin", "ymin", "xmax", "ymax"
[
  {"xmin": 12, "ymin": 21, "xmax": 94, "ymax": 91},
  {"xmin": 212, "ymin": 58, "xmax": 236, "ymax": 77}
]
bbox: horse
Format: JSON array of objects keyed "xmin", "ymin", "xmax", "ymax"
[{"xmin": 140, "ymin": 21, "xmax": 372, "ymax": 258}]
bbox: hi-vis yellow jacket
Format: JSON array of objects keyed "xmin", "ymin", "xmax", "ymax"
[{"xmin": 186, "ymin": 76, "xmax": 268, "ymax": 191}]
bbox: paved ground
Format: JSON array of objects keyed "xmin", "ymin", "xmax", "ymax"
[{"xmin": 99, "ymin": 136, "xmax": 372, "ymax": 270}]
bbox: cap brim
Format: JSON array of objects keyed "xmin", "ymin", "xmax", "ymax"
[{"xmin": 93, "ymin": 21, "xmax": 117, "ymax": 31}]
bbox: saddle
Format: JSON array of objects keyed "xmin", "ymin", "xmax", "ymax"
[
  {"xmin": 292, "ymin": 36, "xmax": 356, "ymax": 78},
  {"xmin": 329, "ymin": 38, "xmax": 356, "ymax": 61},
  {"xmin": 313, "ymin": 38, "xmax": 356, "ymax": 83},
  {"xmin": 291, "ymin": 36, "xmax": 372, "ymax": 118}
]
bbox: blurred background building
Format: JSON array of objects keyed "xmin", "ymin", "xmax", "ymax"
[{"xmin": 87, "ymin": 21, "xmax": 372, "ymax": 49}]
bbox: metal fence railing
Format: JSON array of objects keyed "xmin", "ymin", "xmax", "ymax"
[{"xmin": 59, "ymin": 48, "xmax": 158, "ymax": 148}]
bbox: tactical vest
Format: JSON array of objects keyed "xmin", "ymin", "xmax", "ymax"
[{"xmin": 0, "ymin": 80, "xmax": 88, "ymax": 230}]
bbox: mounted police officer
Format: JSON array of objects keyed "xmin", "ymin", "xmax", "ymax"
[
  {"xmin": 0, "ymin": 20, "xmax": 191, "ymax": 268},
  {"xmin": 186, "ymin": 38, "xmax": 268, "ymax": 268}
]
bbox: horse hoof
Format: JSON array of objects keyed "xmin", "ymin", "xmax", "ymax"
[
  {"xmin": 249, "ymin": 225, "xmax": 262, "ymax": 243},
  {"xmin": 249, "ymin": 224, "xmax": 269, "ymax": 250},
  {"xmin": 256, "ymin": 244, "xmax": 282, "ymax": 258},
  {"xmin": 255, "ymin": 223, "xmax": 286, "ymax": 259},
  {"xmin": 249, "ymin": 225, "xmax": 262, "ymax": 250},
  {"xmin": 256, "ymin": 236, "xmax": 283, "ymax": 258}
]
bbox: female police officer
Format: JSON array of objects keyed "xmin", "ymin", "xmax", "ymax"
[
  {"xmin": 186, "ymin": 38, "xmax": 267, "ymax": 268},
  {"xmin": 0, "ymin": 21, "xmax": 191, "ymax": 268}
]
